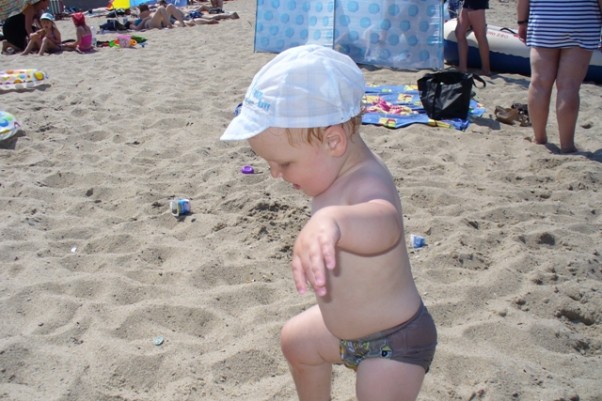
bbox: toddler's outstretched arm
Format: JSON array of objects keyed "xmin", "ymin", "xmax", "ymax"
[{"xmin": 291, "ymin": 199, "xmax": 401, "ymax": 297}]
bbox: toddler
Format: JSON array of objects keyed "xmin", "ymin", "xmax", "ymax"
[
  {"xmin": 21, "ymin": 12, "xmax": 61, "ymax": 55},
  {"xmin": 221, "ymin": 45, "xmax": 437, "ymax": 401},
  {"xmin": 63, "ymin": 13, "xmax": 93, "ymax": 53}
]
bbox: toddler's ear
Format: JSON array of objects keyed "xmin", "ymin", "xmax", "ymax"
[{"xmin": 325, "ymin": 125, "xmax": 347, "ymax": 157}]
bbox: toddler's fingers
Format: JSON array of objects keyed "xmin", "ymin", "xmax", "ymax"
[
  {"xmin": 291, "ymin": 256, "xmax": 308, "ymax": 295},
  {"xmin": 320, "ymin": 241, "xmax": 337, "ymax": 270}
]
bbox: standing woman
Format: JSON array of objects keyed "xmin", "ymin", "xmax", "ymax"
[
  {"xmin": 517, "ymin": 0, "xmax": 602, "ymax": 153},
  {"xmin": 454, "ymin": 0, "xmax": 491, "ymax": 75},
  {"xmin": 2, "ymin": 0, "xmax": 49, "ymax": 54}
]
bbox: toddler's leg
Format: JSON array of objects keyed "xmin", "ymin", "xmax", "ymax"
[
  {"xmin": 38, "ymin": 38, "xmax": 49, "ymax": 56},
  {"xmin": 21, "ymin": 34, "xmax": 41, "ymax": 55},
  {"xmin": 280, "ymin": 305, "xmax": 340, "ymax": 401},
  {"xmin": 356, "ymin": 358, "xmax": 426, "ymax": 401}
]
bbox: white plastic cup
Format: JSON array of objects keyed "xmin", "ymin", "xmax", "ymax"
[
  {"xmin": 170, "ymin": 199, "xmax": 191, "ymax": 216},
  {"xmin": 410, "ymin": 234, "xmax": 426, "ymax": 249}
]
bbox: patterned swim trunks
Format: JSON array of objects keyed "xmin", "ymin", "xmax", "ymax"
[{"xmin": 339, "ymin": 303, "xmax": 437, "ymax": 372}]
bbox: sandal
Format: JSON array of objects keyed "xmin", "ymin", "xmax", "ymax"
[
  {"xmin": 511, "ymin": 103, "xmax": 531, "ymax": 127},
  {"xmin": 517, "ymin": 111, "xmax": 531, "ymax": 127},
  {"xmin": 495, "ymin": 106, "xmax": 519, "ymax": 125}
]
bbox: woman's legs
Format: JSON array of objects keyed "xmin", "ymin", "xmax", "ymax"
[
  {"xmin": 466, "ymin": 8, "xmax": 490, "ymax": 75},
  {"xmin": 455, "ymin": 6, "xmax": 490, "ymax": 75},
  {"xmin": 147, "ymin": 7, "xmax": 173, "ymax": 29},
  {"xmin": 528, "ymin": 47, "xmax": 559, "ymax": 145},
  {"xmin": 555, "ymin": 47, "xmax": 592, "ymax": 153},
  {"xmin": 164, "ymin": 4, "xmax": 188, "ymax": 26},
  {"xmin": 454, "ymin": 7, "xmax": 471, "ymax": 73}
]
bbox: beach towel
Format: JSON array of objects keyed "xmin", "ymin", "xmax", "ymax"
[{"xmin": 362, "ymin": 84, "xmax": 486, "ymax": 131}]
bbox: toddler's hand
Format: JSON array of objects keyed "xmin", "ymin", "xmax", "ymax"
[{"xmin": 291, "ymin": 213, "xmax": 340, "ymax": 297}]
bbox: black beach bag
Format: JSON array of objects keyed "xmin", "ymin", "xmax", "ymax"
[{"xmin": 417, "ymin": 71, "xmax": 486, "ymax": 120}]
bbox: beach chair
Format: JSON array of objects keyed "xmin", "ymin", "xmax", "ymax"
[{"xmin": 49, "ymin": 0, "xmax": 65, "ymax": 19}]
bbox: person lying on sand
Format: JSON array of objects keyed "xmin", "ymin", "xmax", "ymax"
[
  {"xmin": 194, "ymin": 0, "xmax": 240, "ymax": 20},
  {"xmin": 130, "ymin": 3, "xmax": 190, "ymax": 30}
]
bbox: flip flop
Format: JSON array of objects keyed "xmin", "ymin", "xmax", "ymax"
[
  {"xmin": 495, "ymin": 106, "xmax": 519, "ymax": 125},
  {"xmin": 511, "ymin": 103, "xmax": 531, "ymax": 127},
  {"xmin": 517, "ymin": 112, "xmax": 531, "ymax": 127},
  {"xmin": 511, "ymin": 103, "xmax": 528, "ymax": 114}
]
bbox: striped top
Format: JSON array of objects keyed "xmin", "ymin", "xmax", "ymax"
[{"xmin": 526, "ymin": 0, "xmax": 602, "ymax": 50}]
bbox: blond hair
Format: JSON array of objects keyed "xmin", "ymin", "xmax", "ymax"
[{"xmin": 285, "ymin": 114, "xmax": 362, "ymax": 145}]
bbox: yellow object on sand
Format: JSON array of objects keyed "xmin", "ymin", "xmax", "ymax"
[{"xmin": 0, "ymin": 69, "xmax": 49, "ymax": 91}]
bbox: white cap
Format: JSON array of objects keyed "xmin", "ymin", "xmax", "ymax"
[
  {"xmin": 40, "ymin": 12, "xmax": 55, "ymax": 21},
  {"xmin": 221, "ymin": 45, "xmax": 365, "ymax": 141}
]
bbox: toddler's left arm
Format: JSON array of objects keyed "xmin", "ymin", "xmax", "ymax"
[{"xmin": 291, "ymin": 200, "xmax": 401, "ymax": 297}]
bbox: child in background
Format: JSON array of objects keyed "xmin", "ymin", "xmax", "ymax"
[
  {"xmin": 220, "ymin": 45, "xmax": 437, "ymax": 401},
  {"xmin": 63, "ymin": 13, "xmax": 93, "ymax": 53},
  {"xmin": 21, "ymin": 12, "xmax": 61, "ymax": 55}
]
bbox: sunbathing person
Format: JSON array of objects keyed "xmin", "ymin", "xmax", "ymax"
[
  {"xmin": 130, "ymin": 3, "xmax": 190, "ymax": 30},
  {"xmin": 194, "ymin": 0, "xmax": 239, "ymax": 20}
]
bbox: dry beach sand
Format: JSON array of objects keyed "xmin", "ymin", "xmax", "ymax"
[{"xmin": 1, "ymin": 1, "xmax": 601, "ymax": 400}]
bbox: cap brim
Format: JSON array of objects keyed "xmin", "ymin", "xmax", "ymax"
[{"xmin": 220, "ymin": 105, "xmax": 269, "ymax": 141}]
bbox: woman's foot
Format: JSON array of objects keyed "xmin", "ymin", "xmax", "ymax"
[
  {"xmin": 560, "ymin": 146, "xmax": 577, "ymax": 154},
  {"xmin": 533, "ymin": 137, "xmax": 548, "ymax": 145}
]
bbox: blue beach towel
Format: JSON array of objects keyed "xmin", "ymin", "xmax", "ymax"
[{"xmin": 362, "ymin": 84, "xmax": 486, "ymax": 131}]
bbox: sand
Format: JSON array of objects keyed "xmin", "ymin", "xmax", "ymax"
[{"xmin": 1, "ymin": 1, "xmax": 601, "ymax": 400}]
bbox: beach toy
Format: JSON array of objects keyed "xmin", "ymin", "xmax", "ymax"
[
  {"xmin": 130, "ymin": 35, "xmax": 147, "ymax": 44},
  {"xmin": 117, "ymin": 34, "xmax": 132, "ymax": 48},
  {"xmin": 0, "ymin": 111, "xmax": 21, "ymax": 141},
  {"xmin": 0, "ymin": 69, "xmax": 49, "ymax": 91},
  {"xmin": 240, "ymin": 165, "xmax": 254, "ymax": 174}
]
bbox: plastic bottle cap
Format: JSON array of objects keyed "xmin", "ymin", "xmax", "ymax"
[{"xmin": 241, "ymin": 165, "xmax": 254, "ymax": 174}]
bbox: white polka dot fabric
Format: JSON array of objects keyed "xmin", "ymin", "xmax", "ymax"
[{"xmin": 254, "ymin": 0, "xmax": 443, "ymax": 70}]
